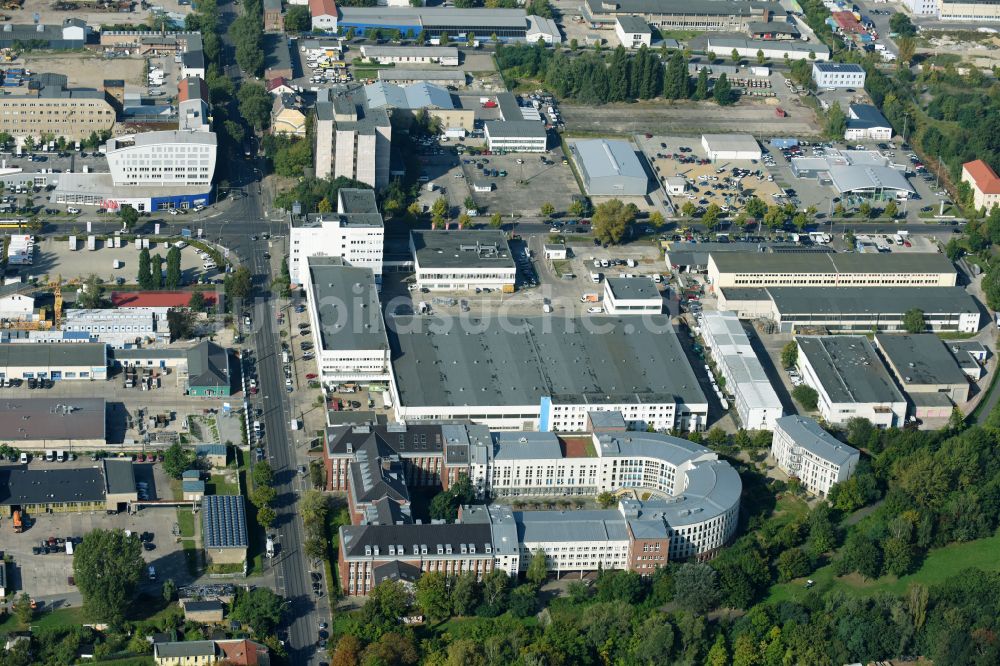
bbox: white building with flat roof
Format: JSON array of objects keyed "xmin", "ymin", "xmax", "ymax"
[
  {"xmin": 304, "ymin": 257, "xmax": 390, "ymax": 384},
  {"xmin": 796, "ymin": 335, "xmax": 907, "ymax": 428},
  {"xmin": 700, "ymin": 311, "xmax": 783, "ymax": 430},
  {"xmin": 701, "ymin": 134, "xmax": 762, "ymax": 161},
  {"xmin": 771, "ymin": 415, "xmax": 859, "ymax": 497},
  {"xmin": 288, "ymin": 188, "xmax": 385, "ymax": 287},
  {"xmin": 62, "ymin": 308, "xmax": 168, "ymax": 347},
  {"xmin": 615, "ymin": 16, "xmax": 652, "ymax": 48},
  {"xmin": 484, "ymin": 120, "xmax": 547, "ymax": 153},
  {"xmin": 410, "ymin": 230, "xmax": 517, "ymax": 292},
  {"xmin": 603, "ymin": 277, "xmax": 662, "ymax": 314},
  {"xmin": 812, "ymin": 62, "xmax": 866, "ymax": 89},
  {"xmin": 105, "ymin": 130, "xmax": 216, "ymax": 188}
]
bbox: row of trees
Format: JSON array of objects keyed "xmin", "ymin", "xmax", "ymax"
[
  {"xmin": 496, "ymin": 44, "xmax": 740, "ymax": 106},
  {"xmin": 230, "ymin": 0, "xmax": 264, "ymax": 78},
  {"xmin": 136, "ymin": 246, "xmax": 183, "ymax": 290},
  {"xmin": 250, "ymin": 461, "xmax": 278, "ymax": 529}
]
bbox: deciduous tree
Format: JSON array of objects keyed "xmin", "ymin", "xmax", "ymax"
[
  {"xmin": 592, "ymin": 198, "xmax": 635, "ymax": 245},
  {"xmin": 73, "ymin": 529, "xmax": 145, "ymax": 625}
]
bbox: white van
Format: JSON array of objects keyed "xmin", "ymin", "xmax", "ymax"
[
  {"xmin": 56, "ymin": 450, "xmax": 66, "ymax": 462},
  {"xmin": 590, "ymin": 273, "xmax": 602, "ymax": 283},
  {"xmin": 45, "ymin": 450, "xmax": 55, "ymax": 462}
]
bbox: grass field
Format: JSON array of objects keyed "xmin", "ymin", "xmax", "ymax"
[
  {"xmin": 768, "ymin": 529, "xmax": 1000, "ymax": 603},
  {"xmin": 177, "ymin": 508, "xmax": 195, "ymax": 538}
]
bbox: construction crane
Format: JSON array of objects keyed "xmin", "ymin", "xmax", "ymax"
[{"xmin": 51, "ymin": 275, "xmax": 63, "ymax": 329}]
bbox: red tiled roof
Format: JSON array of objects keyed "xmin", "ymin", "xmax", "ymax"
[
  {"xmin": 964, "ymin": 160, "xmax": 1000, "ymax": 194},
  {"xmin": 111, "ymin": 291, "xmax": 218, "ymax": 308},
  {"xmin": 309, "ymin": 0, "xmax": 337, "ymax": 17},
  {"xmin": 178, "ymin": 77, "xmax": 208, "ymax": 103},
  {"xmin": 266, "ymin": 76, "xmax": 290, "ymax": 92},
  {"xmin": 217, "ymin": 639, "xmax": 269, "ymax": 666}
]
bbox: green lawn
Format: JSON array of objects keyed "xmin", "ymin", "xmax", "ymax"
[
  {"xmin": 177, "ymin": 508, "xmax": 195, "ymax": 539},
  {"xmin": 32, "ymin": 605, "xmax": 87, "ymax": 632},
  {"xmin": 768, "ymin": 529, "xmax": 1000, "ymax": 603},
  {"xmin": 206, "ymin": 473, "xmax": 240, "ymax": 496}
]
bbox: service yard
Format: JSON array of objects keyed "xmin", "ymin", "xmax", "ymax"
[
  {"xmin": 32, "ymin": 235, "xmax": 222, "ymax": 286},
  {"xmin": 0, "ymin": 459, "xmax": 189, "ymax": 603},
  {"xmin": 461, "ymin": 148, "xmax": 581, "ymax": 217}
]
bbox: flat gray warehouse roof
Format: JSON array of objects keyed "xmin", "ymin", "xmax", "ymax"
[
  {"xmin": 767, "ymin": 286, "xmax": 978, "ymax": 315},
  {"xmin": 411, "ymin": 230, "xmax": 516, "ymax": 270},
  {"xmin": 710, "ymin": 252, "xmax": 956, "ymax": 275},
  {"xmin": 308, "ymin": 258, "xmax": 388, "ymax": 352},
  {"xmin": 798, "ymin": 336, "xmax": 905, "ymax": 405},
  {"xmin": 0, "ymin": 466, "xmax": 106, "ymax": 505},
  {"xmin": 388, "ymin": 316, "xmax": 706, "ymax": 407},
  {"xmin": 0, "ymin": 397, "xmax": 106, "ymax": 441},
  {"xmin": 874, "ymin": 334, "xmax": 968, "ymax": 386},
  {"xmin": 0, "ymin": 342, "xmax": 107, "ymax": 368}
]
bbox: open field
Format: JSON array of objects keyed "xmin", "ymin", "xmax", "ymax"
[
  {"xmin": 767, "ymin": 529, "xmax": 1000, "ymax": 604},
  {"xmin": 18, "ymin": 50, "xmax": 146, "ymax": 89},
  {"xmin": 560, "ymin": 100, "xmax": 819, "ymax": 137}
]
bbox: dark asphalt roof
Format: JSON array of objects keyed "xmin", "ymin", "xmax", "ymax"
[{"xmin": 0, "ymin": 466, "xmax": 106, "ymax": 506}]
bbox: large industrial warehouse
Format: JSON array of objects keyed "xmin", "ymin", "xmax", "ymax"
[
  {"xmin": 570, "ymin": 139, "xmax": 649, "ymax": 196},
  {"xmin": 0, "ymin": 398, "xmax": 107, "ymax": 450},
  {"xmin": 387, "ymin": 316, "xmax": 708, "ymax": 433}
]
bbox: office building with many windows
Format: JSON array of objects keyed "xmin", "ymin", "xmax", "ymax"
[{"xmin": 771, "ymin": 415, "xmax": 859, "ymax": 497}]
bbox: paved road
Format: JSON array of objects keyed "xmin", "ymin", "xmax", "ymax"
[{"xmin": 215, "ymin": 1, "xmax": 326, "ymax": 661}]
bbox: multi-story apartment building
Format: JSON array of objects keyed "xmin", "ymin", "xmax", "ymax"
[
  {"xmin": 314, "ymin": 88, "xmax": 391, "ymax": 188},
  {"xmin": 303, "ymin": 257, "xmax": 391, "ymax": 385},
  {"xmin": 771, "ymin": 415, "xmax": 859, "ymax": 497},
  {"xmin": 796, "ymin": 335, "xmax": 907, "ymax": 428},
  {"xmin": 334, "ymin": 421, "xmax": 743, "ymax": 594},
  {"xmin": 706, "ymin": 252, "xmax": 957, "ymax": 290},
  {"xmin": 410, "ymin": 230, "xmax": 517, "ymax": 292},
  {"xmin": 288, "ymin": 188, "xmax": 385, "ymax": 286},
  {"xmin": 699, "ymin": 311, "xmax": 783, "ymax": 430},
  {"xmin": 0, "ymin": 75, "xmax": 116, "ymax": 141}
]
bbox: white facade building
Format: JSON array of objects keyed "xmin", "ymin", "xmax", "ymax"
[
  {"xmin": 812, "ymin": 62, "xmax": 866, "ymax": 89},
  {"xmin": 700, "ymin": 134, "xmax": 762, "ymax": 161},
  {"xmin": 304, "ymin": 257, "xmax": 391, "ymax": 384},
  {"xmin": 699, "ymin": 311, "xmax": 783, "ymax": 430},
  {"xmin": 410, "ymin": 230, "xmax": 517, "ymax": 292},
  {"xmin": 0, "ymin": 293, "xmax": 34, "ymax": 320},
  {"xmin": 603, "ymin": 277, "xmax": 662, "ymax": 314},
  {"xmin": 615, "ymin": 16, "xmax": 652, "ymax": 48},
  {"xmin": 904, "ymin": 0, "xmax": 938, "ymax": 15},
  {"xmin": 469, "ymin": 430, "xmax": 741, "ymax": 561},
  {"xmin": 105, "ymin": 131, "xmax": 217, "ymax": 189},
  {"xmin": 359, "ymin": 46, "xmax": 459, "ymax": 66},
  {"xmin": 796, "ymin": 335, "xmax": 907, "ymax": 428},
  {"xmin": 309, "ymin": 0, "xmax": 339, "ymax": 31},
  {"xmin": 771, "ymin": 415, "xmax": 859, "ymax": 497},
  {"xmin": 288, "ymin": 189, "xmax": 385, "ymax": 287},
  {"xmin": 62, "ymin": 308, "xmax": 168, "ymax": 347},
  {"xmin": 484, "ymin": 120, "xmax": 547, "ymax": 153}
]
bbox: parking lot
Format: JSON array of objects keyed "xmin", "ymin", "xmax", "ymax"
[
  {"xmin": 633, "ymin": 134, "xmax": 785, "ymax": 216},
  {"xmin": 382, "ymin": 238, "xmax": 672, "ymax": 318},
  {"xmin": 460, "ymin": 148, "xmax": 580, "ymax": 217},
  {"xmin": 30, "ymin": 235, "xmax": 222, "ymax": 286},
  {"xmin": 0, "ymin": 459, "xmax": 188, "ymax": 603}
]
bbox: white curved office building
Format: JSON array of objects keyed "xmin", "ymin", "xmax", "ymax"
[{"xmin": 469, "ymin": 429, "xmax": 742, "ymax": 560}]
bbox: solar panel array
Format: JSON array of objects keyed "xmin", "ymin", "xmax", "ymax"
[{"xmin": 202, "ymin": 495, "xmax": 248, "ymax": 548}]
